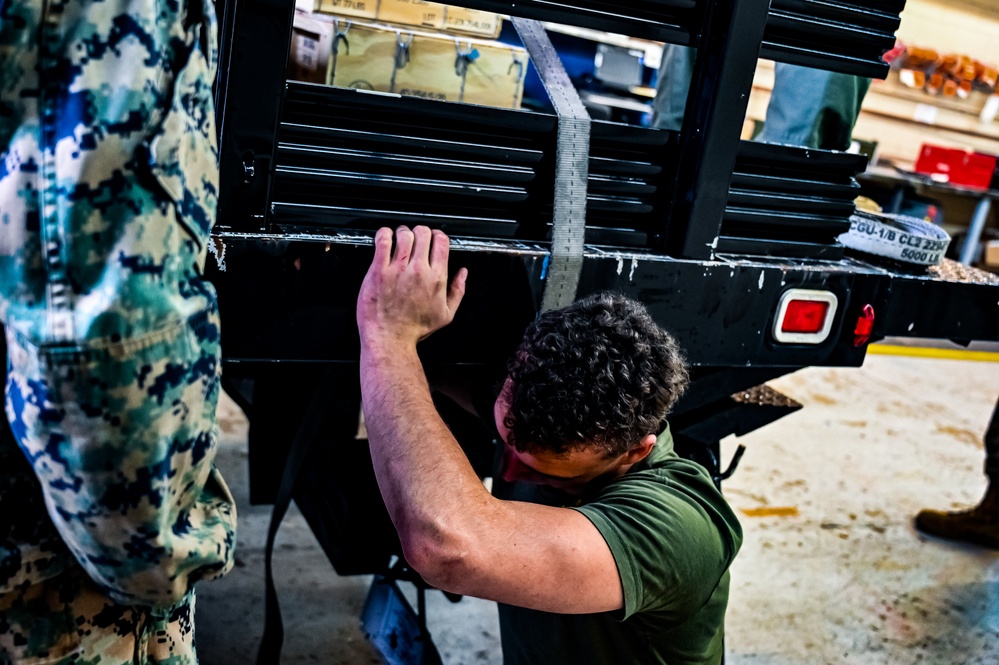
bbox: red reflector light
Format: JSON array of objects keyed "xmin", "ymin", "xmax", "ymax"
[
  {"xmin": 781, "ymin": 300, "xmax": 830, "ymax": 334},
  {"xmin": 854, "ymin": 304, "xmax": 875, "ymax": 347},
  {"xmin": 773, "ymin": 289, "xmax": 838, "ymax": 344}
]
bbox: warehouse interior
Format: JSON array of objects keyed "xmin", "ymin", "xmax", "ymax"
[
  {"xmin": 199, "ymin": 0, "xmax": 999, "ymax": 663},
  {"xmin": 7, "ymin": 0, "xmax": 999, "ymax": 661}
]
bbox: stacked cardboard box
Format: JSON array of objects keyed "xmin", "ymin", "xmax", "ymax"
[
  {"xmin": 297, "ymin": 0, "xmax": 502, "ymax": 38},
  {"xmin": 296, "ymin": 0, "xmax": 379, "ymax": 19},
  {"xmin": 288, "ymin": 10, "xmax": 526, "ymax": 109},
  {"xmin": 441, "ymin": 5, "xmax": 501, "ymax": 39},
  {"xmin": 985, "ymin": 240, "xmax": 999, "ymax": 270},
  {"xmin": 288, "ymin": 12, "xmax": 336, "ymax": 84},
  {"xmin": 377, "ymin": 0, "xmax": 446, "ymax": 31}
]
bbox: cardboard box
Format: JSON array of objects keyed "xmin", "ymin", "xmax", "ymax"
[
  {"xmin": 444, "ymin": 6, "xmax": 501, "ymax": 39},
  {"xmin": 460, "ymin": 38, "xmax": 527, "ymax": 109},
  {"xmin": 328, "ymin": 22, "xmax": 464, "ymax": 103},
  {"xmin": 377, "ymin": 0, "xmax": 446, "ymax": 30},
  {"xmin": 392, "ymin": 30, "xmax": 465, "ymax": 103},
  {"xmin": 328, "ymin": 22, "xmax": 400, "ymax": 93},
  {"xmin": 985, "ymin": 240, "xmax": 999, "ymax": 268},
  {"xmin": 295, "ymin": 0, "xmax": 322, "ymax": 12},
  {"xmin": 318, "ymin": 0, "xmax": 379, "ymax": 20},
  {"xmin": 327, "ymin": 21, "xmax": 525, "ymax": 109},
  {"xmin": 288, "ymin": 11, "xmax": 335, "ymax": 84}
]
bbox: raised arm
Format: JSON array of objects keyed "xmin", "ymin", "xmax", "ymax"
[{"xmin": 356, "ymin": 226, "xmax": 624, "ymax": 614}]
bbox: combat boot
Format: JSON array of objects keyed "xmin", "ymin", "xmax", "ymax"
[{"xmin": 914, "ymin": 484, "xmax": 999, "ymax": 549}]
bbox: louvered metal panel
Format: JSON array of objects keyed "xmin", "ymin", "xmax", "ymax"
[
  {"xmin": 718, "ymin": 141, "xmax": 867, "ymax": 259},
  {"xmin": 270, "ymin": 83, "xmax": 557, "ymax": 239}
]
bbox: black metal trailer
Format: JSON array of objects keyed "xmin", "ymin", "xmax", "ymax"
[{"xmin": 208, "ymin": 0, "xmax": 999, "ymax": 660}]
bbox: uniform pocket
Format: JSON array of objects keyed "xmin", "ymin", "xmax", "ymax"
[
  {"xmin": 5, "ymin": 307, "xmax": 233, "ymax": 608},
  {"xmin": 145, "ymin": 0, "xmax": 220, "ymax": 253}
]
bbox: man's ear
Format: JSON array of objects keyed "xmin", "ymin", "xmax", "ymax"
[{"xmin": 624, "ymin": 434, "xmax": 658, "ymax": 465}]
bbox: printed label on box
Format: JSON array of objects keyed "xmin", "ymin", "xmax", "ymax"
[
  {"xmin": 319, "ymin": 0, "xmax": 379, "ymax": 19},
  {"xmin": 378, "ymin": 0, "xmax": 446, "ymax": 29},
  {"xmin": 444, "ymin": 6, "xmax": 501, "ymax": 38}
]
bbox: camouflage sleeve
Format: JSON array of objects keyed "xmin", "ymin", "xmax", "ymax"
[{"xmin": 0, "ymin": 0, "xmax": 236, "ymax": 610}]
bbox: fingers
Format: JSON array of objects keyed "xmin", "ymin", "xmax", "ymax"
[
  {"xmin": 429, "ymin": 228, "xmax": 450, "ymax": 270},
  {"xmin": 447, "ymin": 267, "xmax": 468, "ymax": 314},
  {"xmin": 372, "ymin": 227, "xmax": 394, "ymax": 268},
  {"xmin": 412, "ymin": 226, "xmax": 433, "ymax": 265},
  {"xmin": 393, "ymin": 226, "xmax": 415, "ymax": 265},
  {"xmin": 430, "ymin": 229, "xmax": 466, "ymax": 315},
  {"xmin": 376, "ymin": 227, "xmax": 464, "ymax": 315}
]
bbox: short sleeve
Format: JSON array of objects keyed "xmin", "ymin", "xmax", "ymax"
[{"xmin": 573, "ymin": 462, "xmax": 740, "ymax": 621}]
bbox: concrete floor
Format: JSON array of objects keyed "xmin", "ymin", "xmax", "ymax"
[{"xmin": 196, "ymin": 345, "xmax": 999, "ymax": 664}]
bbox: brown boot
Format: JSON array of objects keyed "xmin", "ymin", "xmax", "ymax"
[{"xmin": 915, "ymin": 485, "xmax": 999, "ymax": 549}]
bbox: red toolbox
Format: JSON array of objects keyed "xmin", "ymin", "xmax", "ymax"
[{"xmin": 914, "ymin": 144, "xmax": 997, "ymax": 190}]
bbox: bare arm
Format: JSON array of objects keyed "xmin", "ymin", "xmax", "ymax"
[{"xmin": 357, "ymin": 226, "xmax": 623, "ymax": 614}]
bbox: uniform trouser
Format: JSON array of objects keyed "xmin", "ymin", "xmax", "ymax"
[
  {"xmin": 651, "ymin": 45, "xmax": 870, "ymax": 151},
  {"xmin": 0, "ymin": 309, "xmax": 232, "ymax": 664},
  {"xmin": 0, "ymin": 565, "xmax": 196, "ymax": 665},
  {"xmin": 983, "ymin": 397, "xmax": 999, "ymax": 485},
  {"xmin": 650, "ymin": 45, "xmax": 695, "ymax": 132},
  {"xmin": 756, "ymin": 64, "xmax": 871, "ymax": 151},
  {"xmin": 0, "ymin": 0, "xmax": 236, "ymax": 661}
]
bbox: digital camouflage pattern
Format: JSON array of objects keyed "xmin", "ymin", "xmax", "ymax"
[
  {"xmin": 0, "ymin": 0, "xmax": 236, "ymax": 662},
  {"xmin": 0, "ymin": 562, "xmax": 198, "ymax": 664}
]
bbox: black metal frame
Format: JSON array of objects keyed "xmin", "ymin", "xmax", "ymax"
[
  {"xmin": 214, "ymin": 0, "xmax": 902, "ymax": 251},
  {"xmin": 665, "ymin": 0, "xmax": 770, "ymax": 259},
  {"xmin": 216, "ymin": 0, "xmax": 299, "ymax": 232},
  {"xmin": 211, "ymin": 0, "xmax": 999, "ymax": 489}
]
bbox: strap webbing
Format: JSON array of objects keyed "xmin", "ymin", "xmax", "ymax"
[
  {"xmin": 255, "ymin": 370, "xmax": 336, "ymax": 665},
  {"xmin": 511, "ymin": 18, "xmax": 591, "ymax": 312}
]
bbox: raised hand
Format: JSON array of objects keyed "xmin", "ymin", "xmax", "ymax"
[{"xmin": 356, "ymin": 225, "xmax": 468, "ymax": 348}]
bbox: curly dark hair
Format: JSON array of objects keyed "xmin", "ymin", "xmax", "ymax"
[{"xmin": 503, "ymin": 291, "xmax": 689, "ymax": 458}]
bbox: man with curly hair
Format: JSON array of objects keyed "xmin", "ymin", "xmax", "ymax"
[{"xmin": 357, "ymin": 225, "xmax": 742, "ymax": 665}]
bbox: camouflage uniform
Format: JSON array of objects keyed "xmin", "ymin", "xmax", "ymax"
[{"xmin": 0, "ymin": 0, "xmax": 236, "ymax": 662}]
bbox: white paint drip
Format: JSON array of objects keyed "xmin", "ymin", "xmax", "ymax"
[
  {"xmin": 210, "ymin": 236, "xmax": 227, "ymax": 271},
  {"xmin": 758, "ymin": 271, "xmax": 765, "ymax": 290},
  {"xmin": 616, "ymin": 258, "xmax": 624, "ymax": 276},
  {"xmin": 629, "ymin": 258, "xmax": 638, "ymax": 281}
]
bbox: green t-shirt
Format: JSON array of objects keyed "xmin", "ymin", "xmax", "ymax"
[{"xmin": 492, "ymin": 427, "xmax": 743, "ymax": 665}]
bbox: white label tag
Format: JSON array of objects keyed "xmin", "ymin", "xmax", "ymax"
[
  {"xmin": 914, "ymin": 103, "xmax": 938, "ymax": 124},
  {"xmin": 980, "ymin": 95, "xmax": 999, "ymax": 124}
]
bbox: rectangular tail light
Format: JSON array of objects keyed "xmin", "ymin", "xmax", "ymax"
[{"xmin": 773, "ymin": 289, "xmax": 838, "ymax": 344}]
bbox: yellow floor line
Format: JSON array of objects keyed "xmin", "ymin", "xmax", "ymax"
[{"xmin": 868, "ymin": 344, "xmax": 999, "ymax": 362}]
